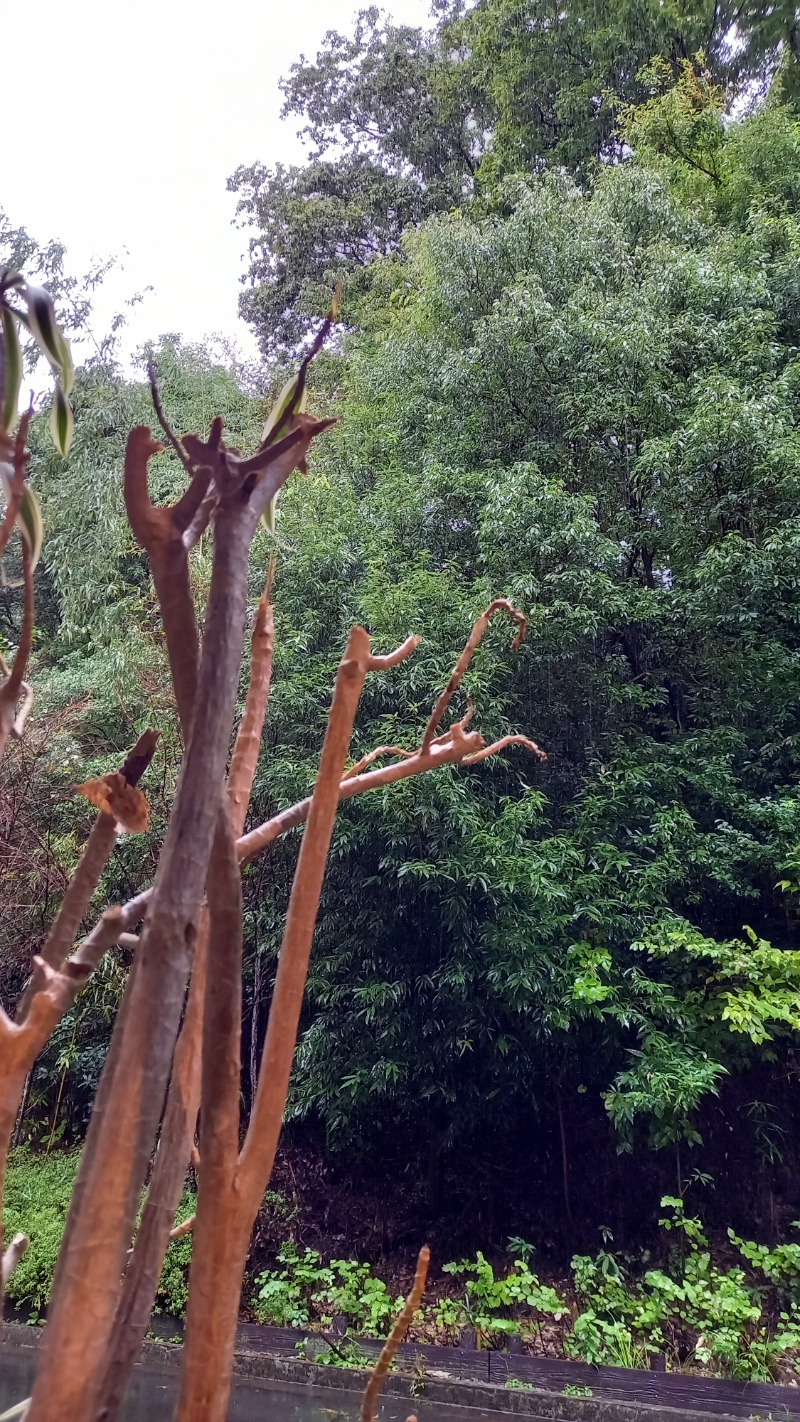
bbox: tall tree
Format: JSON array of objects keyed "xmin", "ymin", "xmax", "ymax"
[{"xmin": 231, "ymin": 0, "xmax": 800, "ymax": 358}]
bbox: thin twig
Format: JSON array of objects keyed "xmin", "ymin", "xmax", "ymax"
[
  {"xmin": 463, "ymin": 733, "xmax": 545, "ymax": 765},
  {"xmin": 343, "ymin": 746, "xmax": 414, "ymax": 780},
  {"xmin": 147, "ymin": 361, "xmax": 194, "ymax": 477}
]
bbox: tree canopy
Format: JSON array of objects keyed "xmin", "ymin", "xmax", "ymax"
[{"xmin": 230, "ymin": 0, "xmax": 800, "ymax": 358}]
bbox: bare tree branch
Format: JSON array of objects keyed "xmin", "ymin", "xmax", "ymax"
[
  {"xmin": 421, "ymin": 598, "xmax": 526, "ymax": 752},
  {"xmin": 147, "ymin": 360, "xmax": 194, "ymax": 478},
  {"xmin": 168, "ymin": 1215, "xmax": 195, "ymax": 1243},
  {"xmin": 123, "ymin": 429, "xmax": 200, "ymax": 739},
  {"xmin": 227, "ymin": 585, "xmax": 275, "ymax": 837}
]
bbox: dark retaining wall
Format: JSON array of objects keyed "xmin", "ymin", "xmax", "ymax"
[{"xmin": 3, "ymin": 1319, "xmax": 799, "ymax": 1422}]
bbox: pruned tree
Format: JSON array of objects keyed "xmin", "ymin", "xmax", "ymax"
[{"xmin": 0, "ymin": 295, "xmax": 544, "ymax": 1422}]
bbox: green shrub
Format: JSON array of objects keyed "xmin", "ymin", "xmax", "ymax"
[
  {"xmin": 441, "ymin": 1244, "xmax": 566, "ymax": 1340},
  {"xmin": 568, "ymin": 1198, "xmax": 800, "ymax": 1380},
  {"xmin": 2, "ymin": 1147, "xmax": 197, "ymax": 1319},
  {"xmin": 253, "ymin": 1243, "xmax": 323, "ymax": 1326},
  {"xmin": 730, "ymin": 1226, "xmax": 800, "ymax": 1310},
  {"xmin": 252, "ymin": 1243, "xmax": 403, "ymax": 1335}
]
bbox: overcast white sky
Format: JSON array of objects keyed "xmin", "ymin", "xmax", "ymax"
[{"xmin": 8, "ymin": 0, "xmax": 430, "ymax": 362}]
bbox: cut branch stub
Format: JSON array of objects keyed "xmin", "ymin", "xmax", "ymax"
[
  {"xmin": 27, "ymin": 729, "xmax": 160, "ymax": 995},
  {"xmin": 182, "ymin": 413, "xmax": 337, "ymax": 495}
]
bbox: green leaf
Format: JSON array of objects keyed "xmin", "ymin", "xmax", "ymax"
[
  {"xmin": 0, "ymin": 469, "xmax": 43, "ymax": 575},
  {"xmin": 49, "ymin": 381, "xmax": 74, "ymax": 457},
  {"xmin": 262, "ymin": 494, "xmax": 278, "ymax": 534},
  {"xmin": 0, "ymin": 1400, "xmax": 30, "ymax": 1420},
  {"xmin": 56, "ymin": 331, "xmax": 75, "ymax": 397},
  {"xmin": 258, "ymin": 378, "xmax": 307, "ymax": 533},
  {"xmin": 1, "ymin": 305, "xmax": 23, "ymax": 432},
  {"xmin": 17, "ymin": 485, "xmax": 44, "ymax": 570},
  {"xmin": 261, "ymin": 375, "xmax": 307, "ymax": 447},
  {"xmin": 24, "ymin": 283, "xmax": 70, "ymax": 378}
]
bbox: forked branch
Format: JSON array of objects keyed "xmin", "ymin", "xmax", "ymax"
[
  {"xmin": 16, "ymin": 729, "xmax": 159, "ymax": 1023},
  {"xmin": 421, "ymin": 597, "xmax": 526, "ymax": 752},
  {"xmin": 239, "ymin": 599, "xmax": 544, "ymax": 863}
]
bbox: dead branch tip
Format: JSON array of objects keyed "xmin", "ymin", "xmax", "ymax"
[
  {"xmin": 368, "ymin": 633, "xmax": 422, "ymax": 671},
  {"xmin": 361, "ymin": 1245, "xmax": 430, "ymax": 1422},
  {"xmin": 463, "ymin": 733, "xmax": 547, "ymax": 765}
]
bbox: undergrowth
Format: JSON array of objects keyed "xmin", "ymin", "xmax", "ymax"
[{"xmin": 5, "ymin": 1149, "xmax": 800, "ymax": 1383}]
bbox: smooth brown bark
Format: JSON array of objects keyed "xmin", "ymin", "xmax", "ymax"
[
  {"xmin": 93, "ymin": 583, "xmax": 276, "ymax": 1422},
  {"xmin": 27, "ymin": 473, "xmax": 259, "ymax": 1422},
  {"xmin": 92, "ymin": 912, "xmax": 207, "ymax": 1422},
  {"xmin": 175, "ymin": 626, "xmax": 378, "ymax": 1422},
  {"xmin": 172, "ymin": 808, "xmax": 244, "ymax": 1422}
]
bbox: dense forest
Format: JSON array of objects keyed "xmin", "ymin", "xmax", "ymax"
[{"xmin": 6, "ymin": 0, "xmax": 800, "ymax": 1359}]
